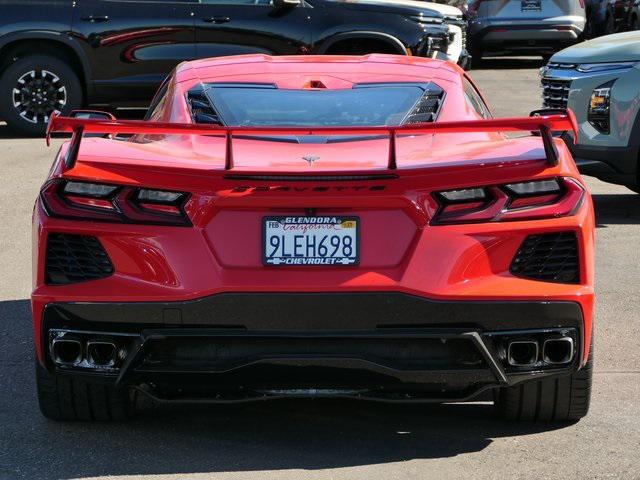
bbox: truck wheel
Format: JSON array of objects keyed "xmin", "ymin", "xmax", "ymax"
[
  {"xmin": 0, "ymin": 54, "xmax": 82, "ymax": 137},
  {"xmin": 494, "ymin": 340, "xmax": 593, "ymax": 422},
  {"xmin": 36, "ymin": 362, "xmax": 134, "ymax": 421}
]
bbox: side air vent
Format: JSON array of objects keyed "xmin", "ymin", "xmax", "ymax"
[
  {"xmin": 45, "ymin": 234, "xmax": 114, "ymax": 285},
  {"xmin": 403, "ymin": 89, "xmax": 444, "ymax": 124},
  {"xmin": 510, "ymin": 232, "xmax": 579, "ymax": 284},
  {"xmin": 187, "ymin": 90, "xmax": 222, "ymax": 125}
]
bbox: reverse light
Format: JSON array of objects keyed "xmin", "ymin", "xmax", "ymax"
[
  {"xmin": 137, "ymin": 189, "xmax": 183, "ymax": 203},
  {"xmin": 504, "ymin": 179, "xmax": 561, "ymax": 196},
  {"xmin": 63, "ymin": 181, "xmax": 118, "ymax": 197},
  {"xmin": 439, "ymin": 188, "xmax": 487, "ymax": 202},
  {"xmin": 41, "ymin": 179, "xmax": 191, "ymax": 226},
  {"xmin": 588, "ymin": 80, "xmax": 614, "ymax": 134},
  {"xmin": 432, "ymin": 178, "xmax": 583, "ymax": 224}
]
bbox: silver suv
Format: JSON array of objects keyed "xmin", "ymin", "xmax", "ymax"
[
  {"xmin": 541, "ymin": 31, "xmax": 640, "ymax": 192},
  {"xmin": 467, "ymin": 0, "xmax": 586, "ymax": 62}
]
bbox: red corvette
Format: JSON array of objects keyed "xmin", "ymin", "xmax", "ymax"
[{"xmin": 32, "ymin": 54, "xmax": 594, "ymax": 422}]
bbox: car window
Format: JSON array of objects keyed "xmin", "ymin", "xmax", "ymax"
[
  {"xmin": 463, "ymin": 76, "xmax": 492, "ymax": 119},
  {"xmin": 203, "ymin": 85, "xmax": 427, "ymax": 126}
]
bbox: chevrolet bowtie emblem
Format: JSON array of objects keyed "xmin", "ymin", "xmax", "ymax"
[{"xmin": 302, "ymin": 155, "xmax": 320, "ymax": 165}]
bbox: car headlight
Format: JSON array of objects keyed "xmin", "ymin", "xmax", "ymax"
[
  {"xmin": 588, "ymin": 80, "xmax": 615, "ymax": 134},
  {"xmin": 577, "ymin": 62, "xmax": 638, "ymax": 73}
]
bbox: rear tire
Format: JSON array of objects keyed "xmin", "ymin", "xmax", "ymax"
[
  {"xmin": 36, "ymin": 362, "xmax": 134, "ymax": 421},
  {"xmin": 494, "ymin": 339, "xmax": 593, "ymax": 422},
  {"xmin": 0, "ymin": 54, "xmax": 82, "ymax": 137}
]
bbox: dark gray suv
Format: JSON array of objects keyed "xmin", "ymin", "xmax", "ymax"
[{"xmin": 467, "ymin": 0, "xmax": 586, "ymax": 61}]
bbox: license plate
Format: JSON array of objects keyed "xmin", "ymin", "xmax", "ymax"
[
  {"xmin": 521, "ymin": 0, "xmax": 541, "ymax": 11},
  {"xmin": 263, "ymin": 216, "xmax": 359, "ymax": 266}
]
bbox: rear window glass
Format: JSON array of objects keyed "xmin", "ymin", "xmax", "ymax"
[{"xmin": 203, "ymin": 85, "xmax": 427, "ymax": 127}]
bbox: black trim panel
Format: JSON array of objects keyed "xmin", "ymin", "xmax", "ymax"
[{"xmin": 45, "ymin": 292, "xmax": 583, "ymax": 331}]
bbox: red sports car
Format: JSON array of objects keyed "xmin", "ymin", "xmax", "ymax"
[{"xmin": 33, "ymin": 54, "xmax": 594, "ymax": 422}]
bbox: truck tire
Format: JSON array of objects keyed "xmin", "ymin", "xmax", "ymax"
[
  {"xmin": 36, "ymin": 362, "xmax": 134, "ymax": 421},
  {"xmin": 494, "ymin": 339, "xmax": 593, "ymax": 422},
  {"xmin": 0, "ymin": 54, "xmax": 82, "ymax": 137}
]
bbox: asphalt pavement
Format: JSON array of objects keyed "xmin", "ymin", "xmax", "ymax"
[{"xmin": 1, "ymin": 57, "xmax": 639, "ymax": 480}]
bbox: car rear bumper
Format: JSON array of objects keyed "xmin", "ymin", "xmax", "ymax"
[
  {"xmin": 40, "ymin": 293, "xmax": 585, "ymax": 403},
  {"xmin": 470, "ymin": 23, "xmax": 582, "ymax": 52}
]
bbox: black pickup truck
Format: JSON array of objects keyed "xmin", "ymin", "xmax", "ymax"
[{"xmin": 0, "ymin": 0, "xmax": 468, "ymax": 136}]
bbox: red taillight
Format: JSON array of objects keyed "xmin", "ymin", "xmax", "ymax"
[
  {"xmin": 431, "ymin": 178, "xmax": 584, "ymax": 225},
  {"xmin": 578, "ymin": 0, "xmax": 584, "ymax": 9},
  {"xmin": 41, "ymin": 179, "xmax": 191, "ymax": 226}
]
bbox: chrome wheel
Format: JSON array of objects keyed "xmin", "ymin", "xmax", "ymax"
[{"xmin": 11, "ymin": 69, "xmax": 67, "ymax": 124}]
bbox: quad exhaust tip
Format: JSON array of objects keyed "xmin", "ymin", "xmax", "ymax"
[
  {"xmin": 87, "ymin": 340, "xmax": 117, "ymax": 367},
  {"xmin": 543, "ymin": 337, "xmax": 574, "ymax": 365},
  {"xmin": 51, "ymin": 337, "xmax": 83, "ymax": 365},
  {"xmin": 507, "ymin": 340, "xmax": 539, "ymax": 367}
]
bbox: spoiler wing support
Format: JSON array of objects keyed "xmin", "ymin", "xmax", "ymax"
[{"xmin": 46, "ymin": 110, "xmax": 579, "ymax": 171}]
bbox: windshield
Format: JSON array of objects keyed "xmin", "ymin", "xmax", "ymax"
[{"xmin": 203, "ymin": 85, "xmax": 425, "ymax": 127}]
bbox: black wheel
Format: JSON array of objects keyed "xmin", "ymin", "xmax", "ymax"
[
  {"xmin": 0, "ymin": 54, "xmax": 82, "ymax": 137},
  {"xmin": 494, "ymin": 338, "xmax": 593, "ymax": 422},
  {"xmin": 36, "ymin": 362, "xmax": 135, "ymax": 421}
]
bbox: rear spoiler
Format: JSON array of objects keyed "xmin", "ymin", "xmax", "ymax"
[{"xmin": 46, "ymin": 109, "xmax": 578, "ymax": 171}]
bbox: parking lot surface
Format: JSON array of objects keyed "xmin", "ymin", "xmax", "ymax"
[{"xmin": 1, "ymin": 58, "xmax": 639, "ymax": 480}]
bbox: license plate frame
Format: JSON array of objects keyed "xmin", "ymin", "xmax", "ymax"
[{"xmin": 262, "ymin": 216, "xmax": 360, "ymax": 267}]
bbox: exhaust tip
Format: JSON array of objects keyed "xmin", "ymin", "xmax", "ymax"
[
  {"xmin": 543, "ymin": 337, "xmax": 574, "ymax": 364},
  {"xmin": 51, "ymin": 338, "xmax": 83, "ymax": 365},
  {"xmin": 507, "ymin": 340, "xmax": 539, "ymax": 367},
  {"xmin": 87, "ymin": 341, "xmax": 117, "ymax": 367}
]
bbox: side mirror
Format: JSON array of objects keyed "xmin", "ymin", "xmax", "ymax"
[{"xmin": 273, "ymin": 0, "xmax": 301, "ymax": 8}]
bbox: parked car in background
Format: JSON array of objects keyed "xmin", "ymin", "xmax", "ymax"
[
  {"xmin": 603, "ymin": 0, "xmax": 634, "ymax": 33},
  {"xmin": 466, "ymin": 0, "xmax": 586, "ymax": 62},
  {"xmin": 351, "ymin": 0, "xmax": 470, "ymax": 68},
  {"xmin": 584, "ymin": 0, "xmax": 608, "ymax": 37},
  {"xmin": 0, "ymin": 0, "xmax": 464, "ymax": 136},
  {"xmin": 627, "ymin": 0, "xmax": 640, "ymax": 29},
  {"xmin": 541, "ymin": 31, "xmax": 640, "ymax": 192}
]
